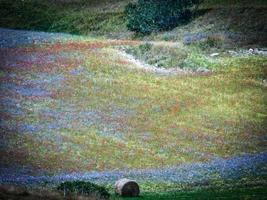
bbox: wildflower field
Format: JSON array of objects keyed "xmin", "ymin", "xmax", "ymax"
[
  {"xmin": 0, "ymin": 26, "xmax": 266, "ymax": 198},
  {"xmin": 0, "ymin": 0, "xmax": 267, "ymax": 199}
]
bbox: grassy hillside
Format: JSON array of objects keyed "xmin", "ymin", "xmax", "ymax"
[
  {"xmin": 149, "ymin": 7, "xmax": 267, "ymax": 47},
  {"xmin": 0, "ymin": 0, "xmax": 266, "ymax": 44},
  {"xmin": 0, "ymin": 0, "xmax": 130, "ymax": 37}
]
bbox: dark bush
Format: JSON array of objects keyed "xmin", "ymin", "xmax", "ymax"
[
  {"xmin": 125, "ymin": 0, "xmax": 202, "ymax": 34},
  {"xmin": 57, "ymin": 181, "xmax": 110, "ymax": 199}
]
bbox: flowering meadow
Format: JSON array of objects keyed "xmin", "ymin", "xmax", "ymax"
[{"xmin": 0, "ymin": 29, "xmax": 266, "ymax": 199}]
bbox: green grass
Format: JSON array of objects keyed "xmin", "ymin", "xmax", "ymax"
[
  {"xmin": 108, "ymin": 177, "xmax": 267, "ymax": 199},
  {"xmin": 50, "ymin": 11, "xmax": 126, "ymax": 35},
  {"xmin": 112, "ymin": 186, "xmax": 267, "ymax": 200}
]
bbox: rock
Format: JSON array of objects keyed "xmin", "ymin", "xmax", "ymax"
[
  {"xmin": 248, "ymin": 48, "xmax": 254, "ymax": 53},
  {"xmin": 115, "ymin": 178, "xmax": 140, "ymax": 197},
  {"xmin": 196, "ymin": 67, "xmax": 210, "ymax": 73},
  {"xmin": 210, "ymin": 53, "xmax": 219, "ymax": 57}
]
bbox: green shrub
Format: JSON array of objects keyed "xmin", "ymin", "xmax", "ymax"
[
  {"xmin": 57, "ymin": 181, "xmax": 110, "ymax": 199},
  {"xmin": 180, "ymin": 50, "xmax": 216, "ymax": 70},
  {"xmin": 125, "ymin": 0, "xmax": 202, "ymax": 34},
  {"xmin": 138, "ymin": 43, "xmax": 153, "ymax": 53}
]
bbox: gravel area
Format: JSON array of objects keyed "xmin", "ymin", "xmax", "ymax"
[
  {"xmin": 0, "ymin": 152, "xmax": 266, "ymax": 186},
  {"xmin": 0, "ymin": 28, "xmax": 76, "ymax": 48}
]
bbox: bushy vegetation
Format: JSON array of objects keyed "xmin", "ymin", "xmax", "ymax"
[
  {"xmin": 124, "ymin": 43, "xmax": 188, "ymax": 68},
  {"xmin": 57, "ymin": 181, "xmax": 110, "ymax": 199},
  {"xmin": 122, "ymin": 43, "xmax": 218, "ymax": 70},
  {"xmin": 125, "ymin": 0, "xmax": 202, "ymax": 34}
]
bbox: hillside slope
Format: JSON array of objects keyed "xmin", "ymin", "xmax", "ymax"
[
  {"xmin": 149, "ymin": 7, "xmax": 267, "ymax": 47},
  {"xmin": 0, "ymin": 0, "xmax": 266, "ymax": 46}
]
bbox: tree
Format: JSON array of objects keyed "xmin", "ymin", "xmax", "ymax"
[{"xmin": 125, "ymin": 0, "xmax": 201, "ymax": 34}]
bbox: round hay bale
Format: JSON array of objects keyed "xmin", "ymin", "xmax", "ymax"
[{"xmin": 115, "ymin": 178, "xmax": 140, "ymax": 197}]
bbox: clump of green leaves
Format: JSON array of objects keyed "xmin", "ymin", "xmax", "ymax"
[
  {"xmin": 57, "ymin": 181, "xmax": 110, "ymax": 199},
  {"xmin": 125, "ymin": 0, "xmax": 202, "ymax": 34}
]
